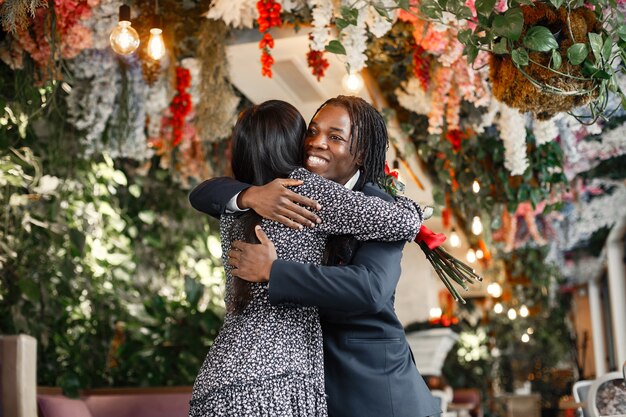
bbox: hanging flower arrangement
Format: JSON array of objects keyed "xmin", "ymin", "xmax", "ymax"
[
  {"xmin": 256, "ymin": 0, "xmax": 282, "ymax": 77},
  {"xmin": 416, "ymin": 0, "xmax": 626, "ymax": 120},
  {"xmin": 169, "ymin": 66, "xmax": 192, "ymax": 147}
]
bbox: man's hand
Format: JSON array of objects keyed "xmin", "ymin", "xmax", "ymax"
[
  {"xmin": 229, "ymin": 226, "xmax": 277, "ymax": 282},
  {"xmin": 238, "ymin": 178, "xmax": 321, "ymax": 230}
]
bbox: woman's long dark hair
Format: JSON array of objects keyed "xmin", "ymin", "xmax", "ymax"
[
  {"xmin": 229, "ymin": 100, "xmax": 306, "ymax": 314},
  {"xmin": 312, "ymin": 96, "xmax": 390, "ymax": 266}
]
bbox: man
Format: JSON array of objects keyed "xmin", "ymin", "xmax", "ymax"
[{"xmin": 189, "ymin": 96, "xmax": 440, "ymax": 417}]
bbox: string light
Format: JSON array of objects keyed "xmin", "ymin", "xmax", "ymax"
[
  {"xmin": 471, "ymin": 216, "xmax": 483, "ymax": 235},
  {"xmin": 521, "ymin": 333, "xmax": 530, "ymax": 343},
  {"xmin": 476, "ymin": 249, "xmax": 484, "ymax": 259},
  {"xmin": 519, "ymin": 305, "xmax": 529, "ymax": 317},
  {"xmin": 527, "ymin": 327, "xmax": 534, "ymax": 334},
  {"xmin": 342, "ymin": 71, "xmax": 364, "ymax": 93},
  {"xmin": 450, "ymin": 228, "xmax": 461, "ymax": 248},
  {"xmin": 110, "ymin": 5, "xmax": 140, "ymax": 55},
  {"xmin": 494, "ymin": 303, "xmax": 503, "ymax": 314},
  {"xmin": 472, "ymin": 180, "xmax": 480, "ymax": 193},
  {"xmin": 429, "ymin": 308, "xmax": 442, "ymax": 320},
  {"xmin": 147, "ymin": 2, "xmax": 165, "ymax": 60},
  {"xmin": 466, "ymin": 248, "xmax": 476, "ymax": 263},
  {"xmin": 508, "ymin": 308, "xmax": 517, "ymax": 320},
  {"xmin": 487, "ymin": 282, "xmax": 503, "ymax": 298}
]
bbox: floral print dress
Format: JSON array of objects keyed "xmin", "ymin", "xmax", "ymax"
[{"xmin": 189, "ymin": 168, "xmax": 423, "ymax": 417}]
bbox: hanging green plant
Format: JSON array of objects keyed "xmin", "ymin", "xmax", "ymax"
[{"xmin": 423, "ymin": 0, "xmax": 626, "ymax": 122}]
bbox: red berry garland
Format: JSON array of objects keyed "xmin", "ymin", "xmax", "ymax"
[
  {"xmin": 306, "ymin": 47, "xmax": 329, "ymax": 81},
  {"xmin": 412, "ymin": 45, "xmax": 430, "ymax": 92},
  {"xmin": 170, "ymin": 67, "xmax": 192, "ymax": 147},
  {"xmin": 257, "ymin": 0, "xmax": 282, "ymax": 78}
]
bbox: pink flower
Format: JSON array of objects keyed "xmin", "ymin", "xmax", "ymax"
[{"xmin": 61, "ymin": 24, "xmax": 92, "ymax": 59}]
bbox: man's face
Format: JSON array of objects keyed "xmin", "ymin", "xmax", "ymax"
[{"xmin": 303, "ymin": 104, "xmax": 360, "ymax": 185}]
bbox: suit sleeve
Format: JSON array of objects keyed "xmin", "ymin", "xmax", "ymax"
[
  {"xmin": 268, "ymin": 239, "xmax": 406, "ymax": 314},
  {"xmin": 188, "ymin": 177, "xmax": 251, "ymax": 219}
]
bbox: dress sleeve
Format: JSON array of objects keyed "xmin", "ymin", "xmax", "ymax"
[{"xmin": 289, "ymin": 168, "xmax": 422, "ymax": 242}]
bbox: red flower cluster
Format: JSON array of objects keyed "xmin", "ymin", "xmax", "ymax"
[
  {"xmin": 257, "ymin": 0, "xmax": 282, "ymax": 78},
  {"xmin": 306, "ymin": 48, "xmax": 329, "ymax": 81},
  {"xmin": 412, "ymin": 45, "xmax": 430, "ymax": 92},
  {"xmin": 169, "ymin": 67, "xmax": 192, "ymax": 147},
  {"xmin": 446, "ymin": 129, "xmax": 463, "ymax": 152},
  {"xmin": 429, "ymin": 315, "xmax": 459, "ymax": 327},
  {"xmin": 384, "ymin": 161, "xmax": 399, "ymax": 179}
]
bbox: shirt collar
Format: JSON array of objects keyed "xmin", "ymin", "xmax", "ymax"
[{"xmin": 344, "ymin": 170, "xmax": 360, "ymax": 190}]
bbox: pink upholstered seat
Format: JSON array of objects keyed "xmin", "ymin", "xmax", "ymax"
[
  {"xmin": 85, "ymin": 393, "xmax": 191, "ymax": 417},
  {"xmin": 37, "ymin": 395, "xmax": 92, "ymax": 417},
  {"xmin": 37, "ymin": 389, "xmax": 191, "ymax": 417}
]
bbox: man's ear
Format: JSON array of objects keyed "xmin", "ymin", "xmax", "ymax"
[{"xmin": 354, "ymin": 152, "xmax": 364, "ymax": 167}]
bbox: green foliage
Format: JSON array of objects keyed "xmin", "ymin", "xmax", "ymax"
[{"xmin": 0, "ymin": 146, "xmax": 225, "ymax": 394}]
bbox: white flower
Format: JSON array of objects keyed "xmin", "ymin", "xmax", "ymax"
[
  {"xmin": 532, "ymin": 117, "xmax": 558, "ymax": 146},
  {"xmin": 278, "ymin": 0, "xmax": 305, "ymax": 12},
  {"xmin": 340, "ymin": 2, "xmax": 368, "ymax": 72},
  {"xmin": 206, "ymin": 0, "xmax": 257, "ymax": 29},
  {"xmin": 366, "ymin": 0, "xmax": 396, "ymax": 38},
  {"xmin": 497, "ymin": 102, "xmax": 529, "ymax": 176},
  {"xmin": 307, "ymin": 0, "xmax": 333, "ymax": 51},
  {"xmin": 395, "ymin": 77, "xmax": 432, "ymax": 115},
  {"xmin": 33, "ymin": 175, "xmax": 61, "ymax": 195}
]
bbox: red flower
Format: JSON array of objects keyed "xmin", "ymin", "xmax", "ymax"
[
  {"xmin": 306, "ymin": 47, "xmax": 329, "ymax": 81},
  {"xmin": 384, "ymin": 161, "xmax": 399, "ymax": 179},
  {"xmin": 256, "ymin": 0, "xmax": 282, "ymax": 78},
  {"xmin": 169, "ymin": 67, "xmax": 192, "ymax": 147},
  {"xmin": 446, "ymin": 129, "xmax": 463, "ymax": 152},
  {"xmin": 412, "ymin": 45, "xmax": 430, "ymax": 92}
]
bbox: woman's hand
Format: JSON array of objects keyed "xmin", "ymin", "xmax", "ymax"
[
  {"xmin": 238, "ymin": 178, "xmax": 321, "ymax": 229},
  {"xmin": 229, "ymin": 226, "xmax": 276, "ymax": 282}
]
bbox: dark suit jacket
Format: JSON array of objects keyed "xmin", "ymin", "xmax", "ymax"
[{"xmin": 189, "ymin": 178, "xmax": 441, "ymax": 417}]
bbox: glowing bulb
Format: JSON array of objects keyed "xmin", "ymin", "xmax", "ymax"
[
  {"xmin": 521, "ymin": 333, "xmax": 530, "ymax": 343},
  {"xmin": 429, "ymin": 308, "xmax": 442, "ymax": 319},
  {"xmin": 466, "ymin": 248, "xmax": 476, "ymax": 264},
  {"xmin": 519, "ymin": 305, "xmax": 529, "ymax": 317},
  {"xmin": 527, "ymin": 327, "xmax": 534, "ymax": 334},
  {"xmin": 110, "ymin": 6, "xmax": 140, "ymax": 55},
  {"xmin": 476, "ymin": 249, "xmax": 484, "ymax": 259},
  {"xmin": 450, "ymin": 229, "xmax": 461, "ymax": 248},
  {"xmin": 508, "ymin": 308, "xmax": 517, "ymax": 320},
  {"xmin": 471, "ymin": 216, "xmax": 483, "ymax": 236},
  {"xmin": 342, "ymin": 72, "xmax": 364, "ymax": 93},
  {"xmin": 147, "ymin": 28, "xmax": 165, "ymax": 60},
  {"xmin": 487, "ymin": 282, "xmax": 503, "ymax": 298},
  {"xmin": 494, "ymin": 303, "xmax": 503, "ymax": 314},
  {"xmin": 472, "ymin": 180, "xmax": 480, "ymax": 193}
]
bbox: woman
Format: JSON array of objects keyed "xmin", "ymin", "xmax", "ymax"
[{"xmin": 188, "ymin": 100, "xmax": 424, "ymax": 416}]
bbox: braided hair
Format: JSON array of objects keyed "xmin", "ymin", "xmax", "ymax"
[
  {"xmin": 311, "ymin": 95, "xmax": 389, "ymax": 191},
  {"xmin": 312, "ymin": 96, "xmax": 391, "ymax": 266}
]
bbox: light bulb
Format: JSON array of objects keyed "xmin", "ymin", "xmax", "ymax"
[
  {"xmin": 466, "ymin": 248, "xmax": 476, "ymax": 264},
  {"xmin": 487, "ymin": 282, "xmax": 503, "ymax": 298},
  {"xmin": 519, "ymin": 305, "xmax": 529, "ymax": 317},
  {"xmin": 527, "ymin": 327, "xmax": 534, "ymax": 334},
  {"xmin": 521, "ymin": 333, "xmax": 530, "ymax": 343},
  {"xmin": 471, "ymin": 216, "xmax": 483, "ymax": 236},
  {"xmin": 110, "ymin": 5, "xmax": 140, "ymax": 55},
  {"xmin": 472, "ymin": 180, "xmax": 480, "ymax": 193},
  {"xmin": 508, "ymin": 308, "xmax": 517, "ymax": 320},
  {"xmin": 450, "ymin": 229, "xmax": 461, "ymax": 248},
  {"xmin": 342, "ymin": 72, "xmax": 364, "ymax": 93},
  {"xmin": 147, "ymin": 28, "xmax": 165, "ymax": 60},
  {"xmin": 429, "ymin": 308, "xmax": 442, "ymax": 319},
  {"xmin": 494, "ymin": 303, "xmax": 503, "ymax": 314},
  {"xmin": 476, "ymin": 249, "xmax": 484, "ymax": 259}
]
